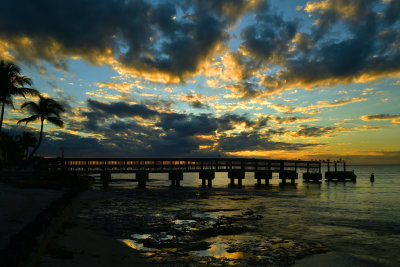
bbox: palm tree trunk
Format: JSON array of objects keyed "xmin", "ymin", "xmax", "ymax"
[
  {"xmin": 30, "ymin": 119, "xmax": 44, "ymax": 158},
  {"xmin": 0, "ymin": 100, "xmax": 5, "ymax": 133}
]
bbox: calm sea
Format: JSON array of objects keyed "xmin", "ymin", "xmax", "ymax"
[{"xmin": 83, "ymin": 164, "xmax": 400, "ymax": 266}]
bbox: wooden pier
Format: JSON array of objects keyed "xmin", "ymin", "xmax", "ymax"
[
  {"xmin": 42, "ymin": 157, "xmax": 355, "ymax": 188},
  {"xmin": 325, "ymin": 160, "xmax": 356, "ymax": 182}
]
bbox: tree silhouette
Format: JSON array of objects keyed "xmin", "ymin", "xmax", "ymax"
[
  {"xmin": 0, "ymin": 60, "xmax": 39, "ymax": 132},
  {"xmin": 18, "ymin": 96, "xmax": 65, "ymax": 158},
  {"xmin": 18, "ymin": 131, "xmax": 37, "ymax": 159},
  {"xmin": 0, "ymin": 132, "xmax": 23, "ymax": 165}
]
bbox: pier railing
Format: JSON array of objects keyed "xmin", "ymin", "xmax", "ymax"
[{"xmin": 43, "ymin": 157, "xmax": 321, "ymax": 174}]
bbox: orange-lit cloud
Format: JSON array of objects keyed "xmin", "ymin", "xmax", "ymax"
[
  {"xmin": 95, "ymin": 82, "xmax": 134, "ymax": 94},
  {"xmin": 360, "ymin": 113, "xmax": 400, "ymax": 123},
  {"xmin": 268, "ymin": 97, "xmax": 367, "ymax": 115}
]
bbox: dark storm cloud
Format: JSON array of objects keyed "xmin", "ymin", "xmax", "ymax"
[
  {"xmin": 240, "ymin": 2, "xmax": 298, "ymax": 65},
  {"xmin": 193, "ymin": 0, "xmax": 261, "ymax": 22},
  {"xmin": 157, "ymin": 113, "xmax": 219, "ymax": 136},
  {"xmin": 215, "ymin": 113, "xmax": 254, "ymax": 131},
  {"xmin": 294, "ymin": 125, "xmax": 336, "ymax": 138},
  {"xmin": 240, "ymin": 0, "xmax": 400, "ymax": 92},
  {"xmin": 0, "ymin": 0, "xmax": 256, "ymax": 80},
  {"xmin": 82, "ymin": 99, "xmax": 159, "ymax": 130},
  {"xmin": 68, "ymin": 99, "xmax": 314, "ymax": 156},
  {"xmin": 87, "ymin": 99, "xmax": 159, "ymax": 119}
]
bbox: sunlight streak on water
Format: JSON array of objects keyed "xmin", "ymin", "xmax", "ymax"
[{"xmin": 196, "ymin": 244, "xmax": 244, "ymax": 259}]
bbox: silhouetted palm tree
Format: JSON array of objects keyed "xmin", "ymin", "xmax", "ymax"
[
  {"xmin": 0, "ymin": 60, "xmax": 39, "ymax": 132},
  {"xmin": 18, "ymin": 96, "xmax": 65, "ymax": 157},
  {"xmin": 18, "ymin": 131, "xmax": 37, "ymax": 159},
  {"xmin": 0, "ymin": 132, "xmax": 23, "ymax": 165}
]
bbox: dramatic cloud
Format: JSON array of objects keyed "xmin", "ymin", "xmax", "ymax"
[
  {"xmin": 270, "ymin": 116, "xmax": 315, "ymax": 124},
  {"xmin": 0, "ymin": 0, "xmax": 259, "ymax": 82},
  {"xmin": 1, "ymin": 0, "xmax": 398, "ymax": 162},
  {"xmin": 176, "ymin": 94, "xmax": 218, "ymax": 109},
  {"xmin": 360, "ymin": 113, "xmax": 400, "ymax": 123},
  {"xmin": 86, "ymin": 99, "xmax": 159, "ymax": 119},
  {"xmin": 239, "ymin": 0, "xmax": 400, "ymax": 93},
  {"xmin": 36, "ymin": 99, "xmax": 313, "ymax": 157},
  {"xmin": 268, "ymin": 97, "xmax": 367, "ymax": 115},
  {"xmin": 216, "ymin": 132, "xmax": 312, "ymax": 152},
  {"xmin": 294, "ymin": 125, "xmax": 336, "ymax": 138},
  {"xmin": 223, "ymin": 82, "xmax": 264, "ymax": 99}
]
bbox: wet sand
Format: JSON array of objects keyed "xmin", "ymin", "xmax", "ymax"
[
  {"xmin": 38, "ymin": 189, "xmax": 153, "ymax": 266},
  {"xmin": 38, "ymin": 222, "xmax": 152, "ymax": 266}
]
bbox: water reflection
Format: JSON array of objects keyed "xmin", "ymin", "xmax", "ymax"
[
  {"xmin": 86, "ymin": 165, "xmax": 400, "ymax": 265},
  {"xmin": 120, "ymin": 239, "xmax": 152, "ymax": 251},
  {"xmin": 196, "ymin": 244, "xmax": 244, "ymax": 259}
]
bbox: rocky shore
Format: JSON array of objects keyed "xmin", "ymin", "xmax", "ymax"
[{"xmin": 39, "ymin": 188, "xmax": 330, "ymax": 266}]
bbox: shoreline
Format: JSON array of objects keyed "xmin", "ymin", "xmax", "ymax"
[
  {"xmin": 2, "ymin": 178, "xmax": 396, "ymax": 266},
  {"xmin": 38, "ymin": 188, "xmax": 332, "ymax": 266},
  {"xmin": 38, "ymin": 189, "xmax": 154, "ymax": 266}
]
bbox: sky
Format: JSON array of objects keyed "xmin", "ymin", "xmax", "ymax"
[{"xmin": 0, "ymin": 0, "xmax": 399, "ymax": 164}]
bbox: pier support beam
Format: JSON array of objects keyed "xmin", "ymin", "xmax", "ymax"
[
  {"xmin": 228, "ymin": 171, "xmax": 245, "ymax": 187},
  {"xmin": 254, "ymin": 171, "xmax": 272, "ymax": 186},
  {"xmin": 303, "ymin": 173, "xmax": 322, "ymax": 182},
  {"xmin": 100, "ymin": 171, "xmax": 111, "ymax": 187},
  {"xmin": 135, "ymin": 171, "xmax": 149, "ymax": 188},
  {"xmin": 325, "ymin": 171, "xmax": 356, "ymax": 182},
  {"xmin": 169, "ymin": 171, "xmax": 183, "ymax": 186},
  {"xmin": 279, "ymin": 171, "xmax": 298, "ymax": 184},
  {"xmin": 199, "ymin": 171, "xmax": 215, "ymax": 188}
]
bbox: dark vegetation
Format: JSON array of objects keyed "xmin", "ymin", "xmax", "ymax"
[{"xmin": 0, "ymin": 60, "xmax": 65, "ymax": 168}]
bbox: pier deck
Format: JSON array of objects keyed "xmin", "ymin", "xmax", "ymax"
[
  {"xmin": 42, "ymin": 157, "xmax": 355, "ymax": 187},
  {"xmin": 44, "ymin": 157, "xmax": 321, "ymax": 174}
]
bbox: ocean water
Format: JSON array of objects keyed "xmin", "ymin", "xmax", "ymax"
[{"xmin": 82, "ymin": 165, "xmax": 400, "ymax": 266}]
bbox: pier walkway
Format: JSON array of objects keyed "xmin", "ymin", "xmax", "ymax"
[{"xmin": 42, "ymin": 157, "xmax": 355, "ymax": 188}]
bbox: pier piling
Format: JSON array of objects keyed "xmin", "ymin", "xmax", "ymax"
[
  {"xmin": 254, "ymin": 171, "xmax": 272, "ymax": 186},
  {"xmin": 199, "ymin": 171, "xmax": 215, "ymax": 188},
  {"xmin": 303, "ymin": 173, "xmax": 322, "ymax": 182},
  {"xmin": 136, "ymin": 171, "xmax": 149, "ymax": 188},
  {"xmin": 228, "ymin": 171, "xmax": 245, "ymax": 187},
  {"xmin": 279, "ymin": 171, "xmax": 298, "ymax": 184},
  {"xmin": 100, "ymin": 171, "xmax": 111, "ymax": 187},
  {"xmin": 169, "ymin": 171, "xmax": 183, "ymax": 186}
]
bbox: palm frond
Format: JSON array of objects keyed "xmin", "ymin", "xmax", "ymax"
[
  {"xmin": 13, "ymin": 75, "xmax": 32, "ymax": 87},
  {"xmin": 13, "ymin": 87, "xmax": 39, "ymax": 98},
  {"xmin": 47, "ymin": 116, "xmax": 64, "ymax": 128},
  {"xmin": 1, "ymin": 98, "xmax": 14, "ymax": 107},
  {"xmin": 21, "ymin": 101, "xmax": 40, "ymax": 114},
  {"xmin": 17, "ymin": 115, "xmax": 39, "ymax": 125}
]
